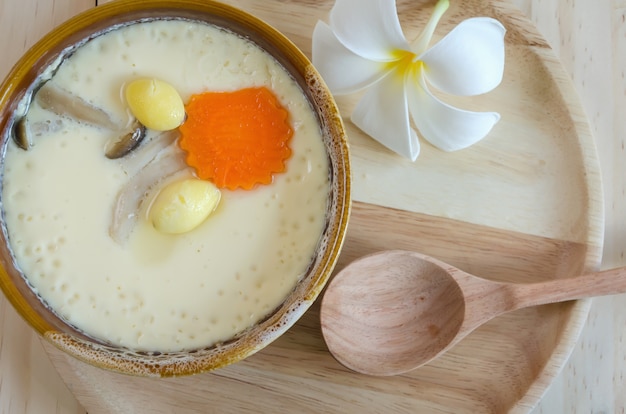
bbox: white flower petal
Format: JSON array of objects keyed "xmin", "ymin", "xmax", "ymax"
[
  {"xmin": 407, "ymin": 68, "xmax": 500, "ymax": 152},
  {"xmin": 312, "ymin": 21, "xmax": 389, "ymax": 95},
  {"xmin": 351, "ymin": 68, "xmax": 420, "ymax": 161},
  {"xmin": 419, "ymin": 17, "xmax": 506, "ymax": 96},
  {"xmin": 329, "ymin": 0, "xmax": 410, "ymax": 62}
]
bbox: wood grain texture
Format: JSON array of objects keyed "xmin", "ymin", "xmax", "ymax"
[
  {"xmin": 0, "ymin": 0, "xmax": 623, "ymax": 412},
  {"xmin": 30, "ymin": 0, "xmax": 602, "ymax": 404},
  {"xmin": 511, "ymin": 1, "xmax": 626, "ymax": 413}
]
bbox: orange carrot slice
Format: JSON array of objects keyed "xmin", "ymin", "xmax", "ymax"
[{"xmin": 178, "ymin": 87, "xmax": 293, "ymax": 190}]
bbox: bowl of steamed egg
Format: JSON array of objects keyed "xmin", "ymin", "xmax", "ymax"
[{"xmin": 0, "ymin": 0, "xmax": 350, "ymax": 376}]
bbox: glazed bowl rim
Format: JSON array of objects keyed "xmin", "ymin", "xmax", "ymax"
[{"xmin": 0, "ymin": 0, "xmax": 351, "ymax": 377}]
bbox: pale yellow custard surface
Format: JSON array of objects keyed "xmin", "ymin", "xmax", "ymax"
[{"xmin": 2, "ymin": 19, "xmax": 330, "ymax": 352}]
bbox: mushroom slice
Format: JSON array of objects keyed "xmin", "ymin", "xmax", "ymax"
[
  {"xmin": 109, "ymin": 145, "xmax": 189, "ymax": 244},
  {"xmin": 105, "ymin": 120, "xmax": 147, "ymax": 159},
  {"xmin": 35, "ymin": 81, "xmax": 119, "ymax": 130},
  {"xmin": 12, "ymin": 117, "xmax": 33, "ymax": 150},
  {"xmin": 118, "ymin": 129, "xmax": 180, "ymax": 176}
]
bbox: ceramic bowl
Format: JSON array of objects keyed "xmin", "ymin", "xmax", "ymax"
[{"xmin": 0, "ymin": 0, "xmax": 350, "ymax": 377}]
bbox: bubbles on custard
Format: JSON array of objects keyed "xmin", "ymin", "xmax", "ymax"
[{"xmin": 3, "ymin": 19, "xmax": 348, "ymax": 376}]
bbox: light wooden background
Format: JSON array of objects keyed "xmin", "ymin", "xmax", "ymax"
[{"xmin": 0, "ymin": 0, "xmax": 624, "ymax": 412}]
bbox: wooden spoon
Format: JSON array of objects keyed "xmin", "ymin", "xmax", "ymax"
[{"xmin": 320, "ymin": 250, "xmax": 626, "ymax": 376}]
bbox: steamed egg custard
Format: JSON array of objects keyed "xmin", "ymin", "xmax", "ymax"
[{"xmin": 1, "ymin": 19, "xmax": 330, "ymax": 352}]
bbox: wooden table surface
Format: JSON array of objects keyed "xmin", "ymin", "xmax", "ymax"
[{"xmin": 0, "ymin": 0, "xmax": 624, "ymax": 412}]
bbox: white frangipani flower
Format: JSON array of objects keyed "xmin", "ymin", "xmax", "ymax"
[{"xmin": 312, "ymin": 0, "xmax": 506, "ymax": 161}]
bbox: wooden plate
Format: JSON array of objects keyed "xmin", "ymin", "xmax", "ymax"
[{"xmin": 44, "ymin": 0, "xmax": 603, "ymax": 412}]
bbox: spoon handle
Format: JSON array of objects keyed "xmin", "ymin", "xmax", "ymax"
[{"xmin": 507, "ymin": 266, "xmax": 626, "ymax": 311}]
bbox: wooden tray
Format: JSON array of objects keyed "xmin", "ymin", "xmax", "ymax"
[{"xmin": 43, "ymin": 0, "xmax": 604, "ymax": 412}]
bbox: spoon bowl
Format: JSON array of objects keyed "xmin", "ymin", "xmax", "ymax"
[
  {"xmin": 321, "ymin": 250, "xmax": 626, "ymax": 376},
  {"xmin": 321, "ymin": 251, "xmax": 465, "ymax": 375}
]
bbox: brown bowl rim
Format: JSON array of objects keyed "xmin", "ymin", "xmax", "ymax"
[{"xmin": 0, "ymin": 0, "xmax": 351, "ymax": 377}]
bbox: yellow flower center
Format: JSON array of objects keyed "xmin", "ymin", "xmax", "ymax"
[{"xmin": 387, "ymin": 50, "xmax": 426, "ymax": 87}]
